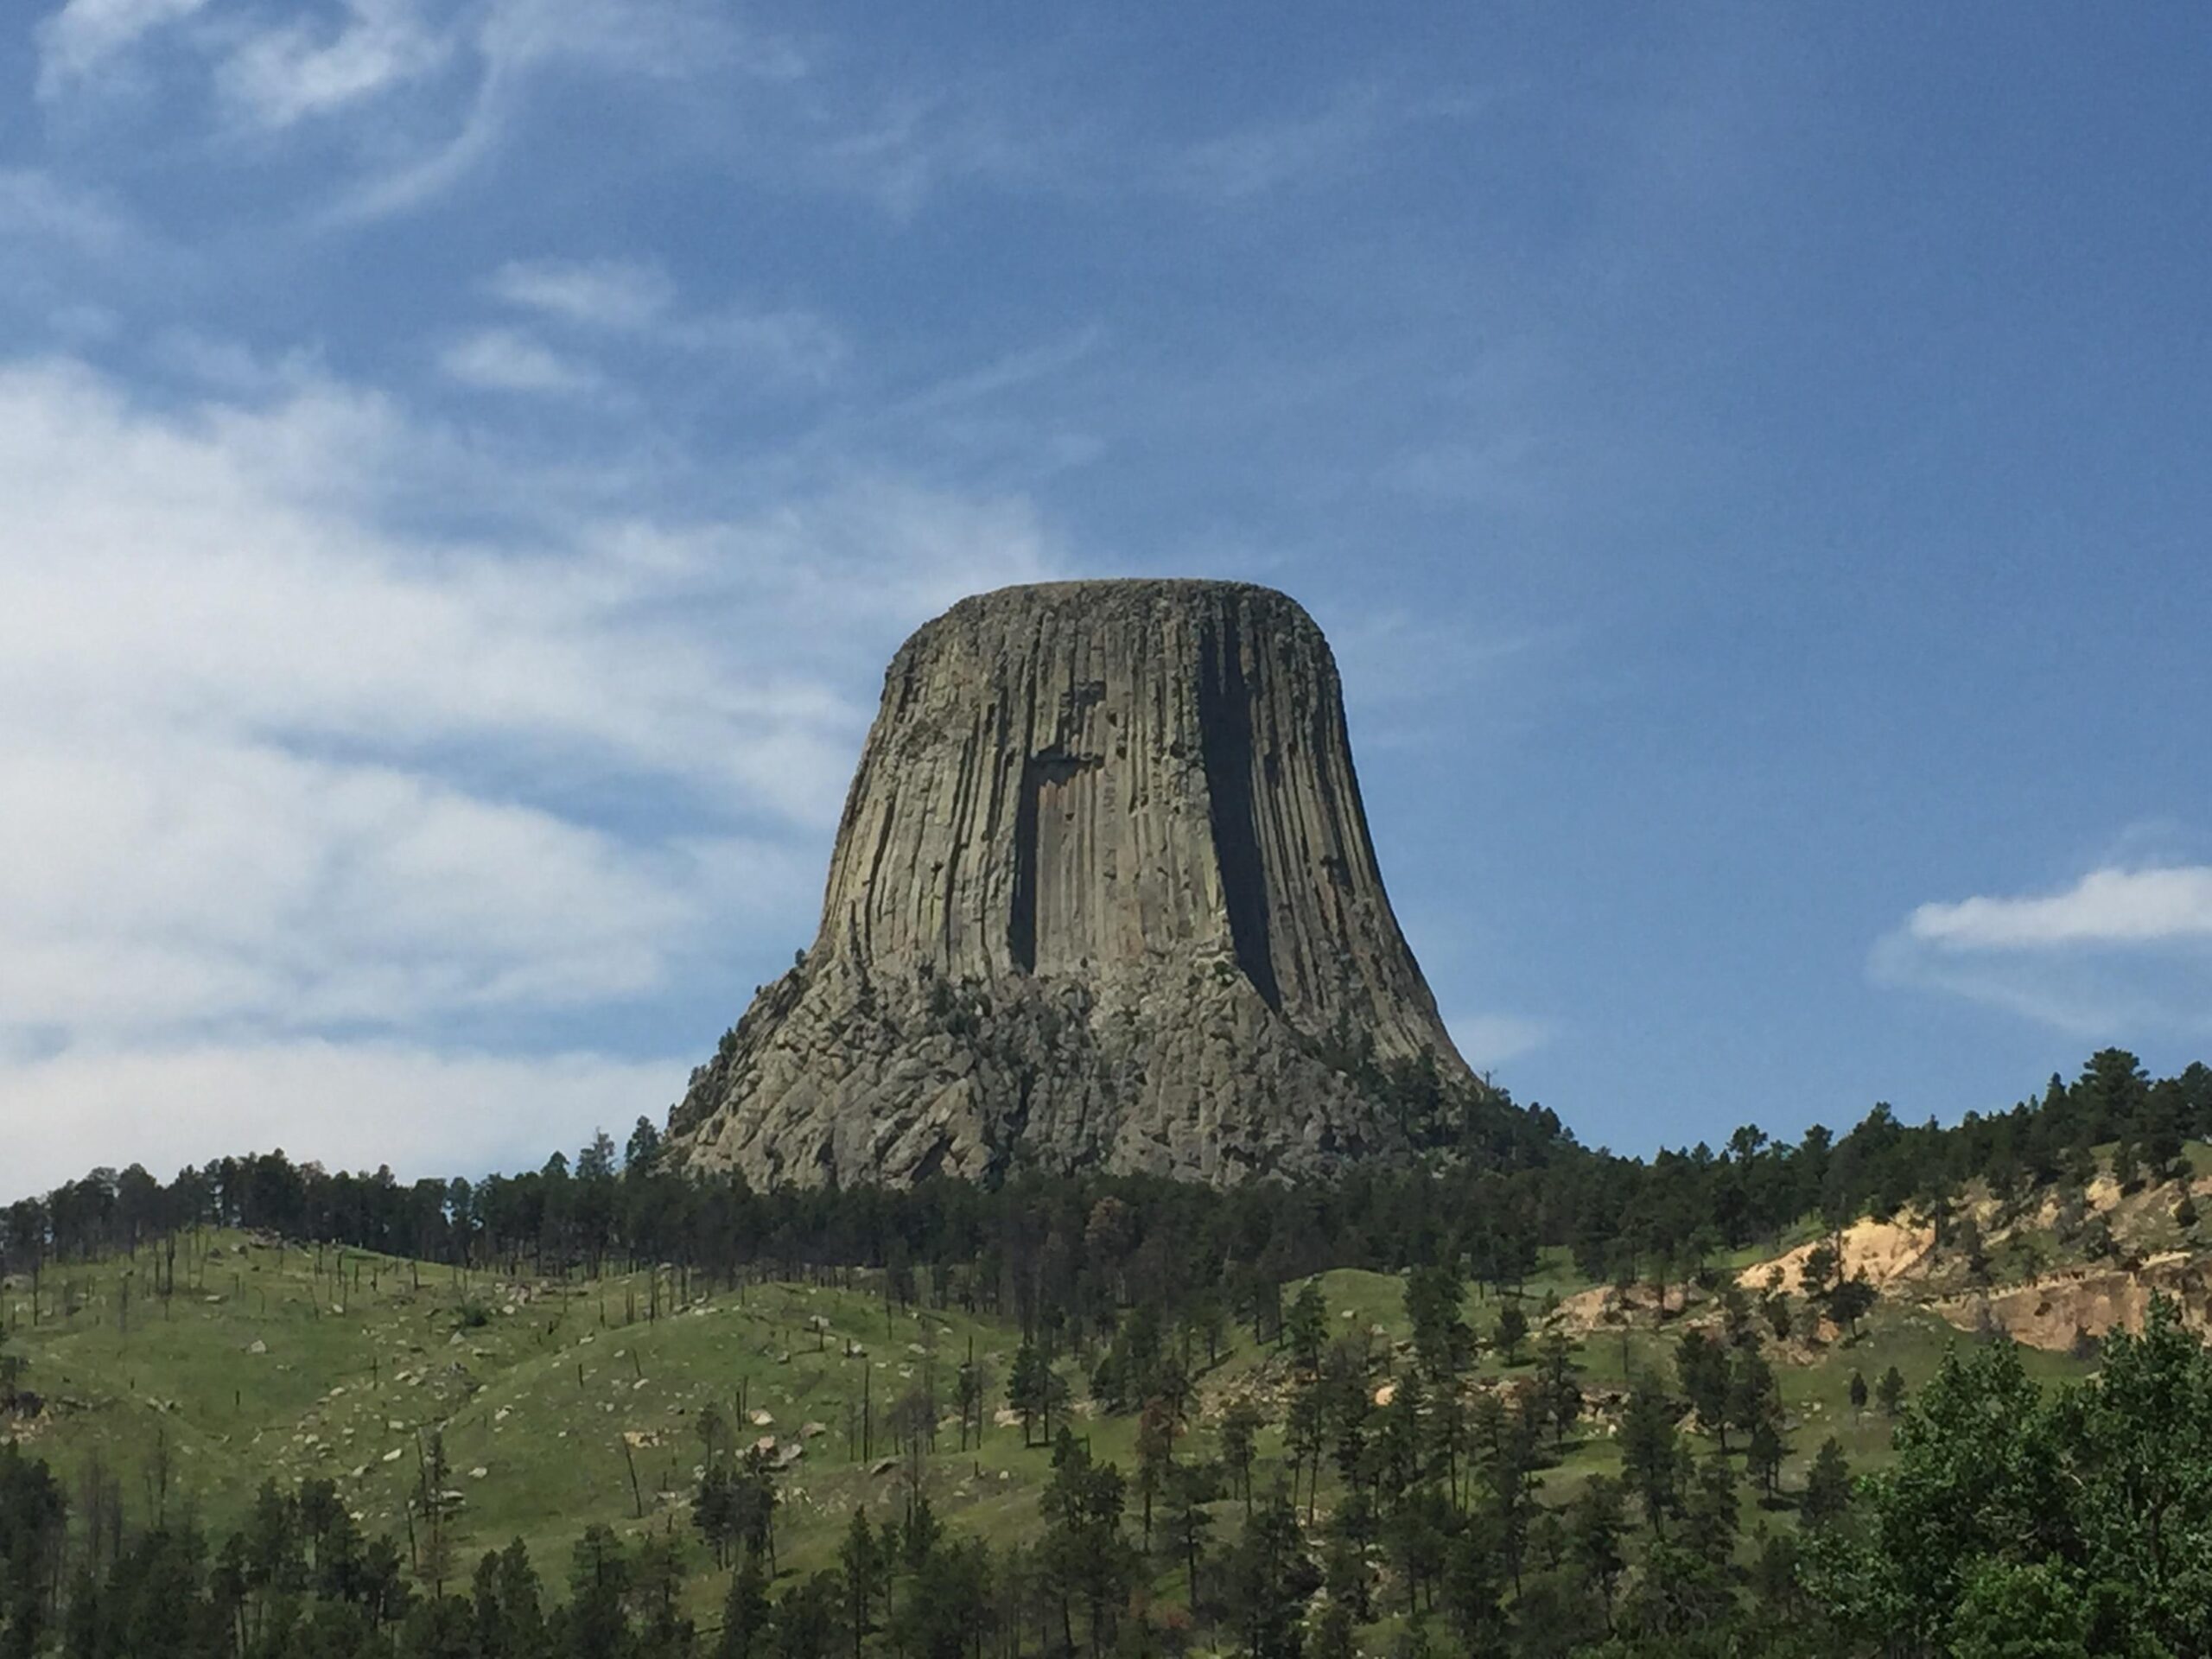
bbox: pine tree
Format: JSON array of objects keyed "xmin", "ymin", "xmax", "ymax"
[
  {"xmin": 565, "ymin": 1525, "xmax": 632, "ymax": 1659},
  {"xmin": 1134, "ymin": 1396, "xmax": 1175, "ymax": 1550},
  {"xmin": 1039, "ymin": 1428, "xmax": 1133, "ymax": 1654},
  {"xmin": 719, "ymin": 1547, "xmax": 770, "ymax": 1659},
  {"xmin": 1802, "ymin": 1437, "xmax": 1852, "ymax": 1529},
  {"xmin": 1162, "ymin": 1460, "xmax": 1218, "ymax": 1611},
  {"xmin": 1619, "ymin": 1376, "xmax": 1680, "ymax": 1533},
  {"xmin": 1217, "ymin": 1398, "xmax": 1263, "ymax": 1516},
  {"xmin": 1829, "ymin": 1274, "xmax": 1878, "ymax": 1340},
  {"xmin": 1285, "ymin": 1377, "xmax": 1326, "ymax": 1521},
  {"xmin": 954, "ymin": 1351, "xmax": 987, "ymax": 1452},
  {"xmin": 1224, "ymin": 1484, "xmax": 1319, "ymax": 1659},
  {"xmin": 635, "ymin": 1532, "xmax": 692, "ymax": 1653},
  {"xmin": 1676, "ymin": 1331, "xmax": 1731, "ymax": 1449},
  {"xmin": 1440, "ymin": 1513, "xmax": 1506, "ymax": 1651},
  {"xmin": 1746, "ymin": 1416, "xmax": 1784, "ymax": 1503},
  {"xmin": 1567, "ymin": 1475, "xmax": 1627, "ymax": 1620},
  {"xmin": 1493, "ymin": 1303, "xmax": 1529, "ymax": 1365},
  {"xmin": 0, "ymin": 1329, "xmax": 22, "ymax": 1414},
  {"xmin": 1799, "ymin": 1239, "xmax": 1841, "ymax": 1302},
  {"xmin": 776, "ymin": 1570, "xmax": 842, "ymax": 1659},
  {"xmin": 416, "ymin": 1432, "xmax": 454, "ymax": 1598},
  {"xmin": 1683, "ymin": 1454, "xmax": 1739, "ymax": 1568},
  {"xmin": 1533, "ymin": 1330, "xmax": 1583, "ymax": 1448},
  {"xmin": 1007, "ymin": 1340, "xmax": 1050, "ymax": 1449},
  {"xmin": 1872, "ymin": 1363, "xmax": 1905, "ymax": 1417},
  {"xmin": 1726, "ymin": 1348, "xmax": 1777, "ymax": 1451},
  {"xmin": 1286, "ymin": 1280, "xmax": 1329, "ymax": 1372},
  {"xmin": 1404, "ymin": 1262, "xmax": 1472, "ymax": 1384},
  {"xmin": 838, "ymin": 1510, "xmax": 877, "ymax": 1656}
]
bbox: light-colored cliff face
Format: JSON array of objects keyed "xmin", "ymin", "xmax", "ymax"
[{"xmin": 668, "ymin": 579, "xmax": 1469, "ymax": 1188}]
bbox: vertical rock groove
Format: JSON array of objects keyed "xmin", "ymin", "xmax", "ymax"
[
  {"xmin": 1007, "ymin": 756, "xmax": 1041, "ymax": 975},
  {"xmin": 1197, "ymin": 612, "xmax": 1281, "ymax": 1011},
  {"xmin": 668, "ymin": 578, "xmax": 1471, "ymax": 1189}
]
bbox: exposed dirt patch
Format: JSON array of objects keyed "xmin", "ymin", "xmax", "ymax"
[
  {"xmin": 1553, "ymin": 1281, "xmax": 1702, "ymax": 1338},
  {"xmin": 1738, "ymin": 1218, "xmax": 1936, "ymax": 1295},
  {"xmin": 1554, "ymin": 1285, "xmax": 1616, "ymax": 1336}
]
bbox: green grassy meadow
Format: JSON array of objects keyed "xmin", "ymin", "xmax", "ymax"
[{"xmin": 1, "ymin": 1229, "xmax": 2109, "ymax": 1614}]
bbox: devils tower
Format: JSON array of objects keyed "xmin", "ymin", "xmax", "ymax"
[{"xmin": 666, "ymin": 579, "xmax": 1471, "ymax": 1187}]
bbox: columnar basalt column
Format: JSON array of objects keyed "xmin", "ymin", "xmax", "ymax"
[{"xmin": 666, "ymin": 579, "xmax": 1469, "ymax": 1187}]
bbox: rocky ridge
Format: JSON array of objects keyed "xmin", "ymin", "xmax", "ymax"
[{"xmin": 667, "ymin": 579, "xmax": 1471, "ymax": 1188}]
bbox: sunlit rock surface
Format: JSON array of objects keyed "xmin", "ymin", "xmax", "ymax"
[{"xmin": 667, "ymin": 579, "xmax": 1468, "ymax": 1187}]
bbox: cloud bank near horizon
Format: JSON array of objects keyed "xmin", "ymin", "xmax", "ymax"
[{"xmin": 0, "ymin": 349, "xmax": 1060, "ymax": 1198}]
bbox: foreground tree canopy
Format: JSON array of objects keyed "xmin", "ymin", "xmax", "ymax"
[{"xmin": 1809, "ymin": 1296, "xmax": 2212, "ymax": 1657}]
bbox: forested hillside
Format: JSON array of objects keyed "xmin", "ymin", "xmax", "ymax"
[{"xmin": 5, "ymin": 1048, "xmax": 2212, "ymax": 1656}]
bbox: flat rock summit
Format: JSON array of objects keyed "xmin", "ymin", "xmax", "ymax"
[{"xmin": 666, "ymin": 578, "xmax": 1471, "ymax": 1187}]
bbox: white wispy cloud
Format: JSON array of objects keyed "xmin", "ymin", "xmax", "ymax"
[
  {"xmin": 334, "ymin": 0, "xmax": 755, "ymax": 219},
  {"xmin": 1324, "ymin": 600, "xmax": 1571, "ymax": 760},
  {"xmin": 438, "ymin": 327, "xmax": 599, "ymax": 394},
  {"xmin": 484, "ymin": 257, "xmax": 849, "ymax": 385},
  {"xmin": 1874, "ymin": 861, "xmax": 2212, "ymax": 1036},
  {"xmin": 35, "ymin": 0, "xmax": 209, "ymax": 97},
  {"xmin": 35, "ymin": 0, "xmax": 760, "ymax": 220},
  {"xmin": 788, "ymin": 79, "xmax": 1442, "ymax": 221},
  {"xmin": 487, "ymin": 258, "xmax": 676, "ymax": 330},
  {"xmin": 1906, "ymin": 866, "xmax": 2212, "ymax": 950},
  {"xmin": 810, "ymin": 94, "xmax": 1059, "ymax": 222},
  {"xmin": 761, "ymin": 69, "xmax": 1479, "ymax": 224},
  {"xmin": 153, "ymin": 328, "xmax": 325, "ymax": 394},
  {"xmin": 1174, "ymin": 86, "xmax": 1392, "ymax": 200},
  {"xmin": 0, "ymin": 168, "xmax": 132, "ymax": 251},
  {"xmin": 215, "ymin": 0, "xmax": 457, "ymax": 129},
  {"xmin": 0, "ymin": 353, "xmax": 1061, "ymax": 1196},
  {"xmin": 683, "ymin": 308, "xmax": 849, "ymax": 385},
  {"xmin": 1446, "ymin": 1013, "xmax": 1554, "ymax": 1073}
]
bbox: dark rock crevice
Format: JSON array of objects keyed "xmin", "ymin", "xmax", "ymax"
[
  {"xmin": 1196, "ymin": 614, "xmax": 1281, "ymax": 1012},
  {"xmin": 1009, "ymin": 749, "xmax": 1103, "ymax": 975}
]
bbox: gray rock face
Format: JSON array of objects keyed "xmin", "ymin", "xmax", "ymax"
[{"xmin": 667, "ymin": 579, "xmax": 1469, "ymax": 1187}]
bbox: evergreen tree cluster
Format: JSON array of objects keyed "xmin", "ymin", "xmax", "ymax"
[{"xmin": 7, "ymin": 1052, "xmax": 2204, "ymax": 1333}]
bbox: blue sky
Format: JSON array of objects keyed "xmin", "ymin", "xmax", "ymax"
[{"xmin": 4, "ymin": 3, "xmax": 2211, "ymax": 1195}]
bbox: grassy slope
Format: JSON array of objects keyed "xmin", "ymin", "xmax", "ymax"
[
  {"xmin": 4, "ymin": 1236, "xmax": 1094, "ymax": 1585},
  {"xmin": 1, "ymin": 1226, "xmax": 2116, "ymax": 1612}
]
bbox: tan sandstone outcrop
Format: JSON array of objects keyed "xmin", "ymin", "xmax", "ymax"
[
  {"xmin": 666, "ymin": 578, "xmax": 1470, "ymax": 1187},
  {"xmin": 1736, "ymin": 1218, "xmax": 1937, "ymax": 1295},
  {"xmin": 1934, "ymin": 1255, "xmax": 2212, "ymax": 1350}
]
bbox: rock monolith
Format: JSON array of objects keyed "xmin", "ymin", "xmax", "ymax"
[{"xmin": 666, "ymin": 578, "xmax": 1470, "ymax": 1186}]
